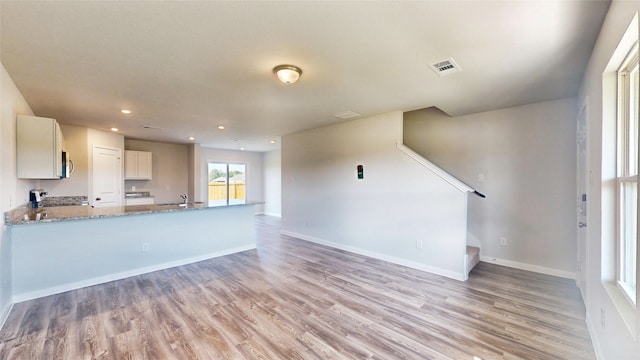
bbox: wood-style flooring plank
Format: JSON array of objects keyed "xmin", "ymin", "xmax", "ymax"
[{"xmin": 0, "ymin": 215, "xmax": 595, "ymax": 359}]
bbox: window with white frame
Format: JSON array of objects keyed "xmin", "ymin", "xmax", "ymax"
[{"xmin": 617, "ymin": 43, "xmax": 638, "ymax": 305}]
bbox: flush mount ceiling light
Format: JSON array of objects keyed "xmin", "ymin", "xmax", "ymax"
[
  {"xmin": 273, "ymin": 64, "xmax": 302, "ymax": 84},
  {"xmin": 121, "ymin": 109, "xmax": 131, "ymax": 114}
]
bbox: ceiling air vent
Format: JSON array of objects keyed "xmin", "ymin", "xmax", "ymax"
[
  {"xmin": 333, "ymin": 110, "xmax": 361, "ymax": 120},
  {"xmin": 429, "ymin": 58, "xmax": 462, "ymax": 77},
  {"xmin": 141, "ymin": 125, "xmax": 163, "ymax": 130}
]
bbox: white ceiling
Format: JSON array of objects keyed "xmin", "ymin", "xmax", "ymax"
[{"xmin": 1, "ymin": 1, "xmax": 609, "ymax": 152}]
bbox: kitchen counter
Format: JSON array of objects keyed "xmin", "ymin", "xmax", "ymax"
[
  {"xmin": 4, "ymin": 201, "xmax": 261, "ymax": 225},
  {"xmin": 8, "ymin": 201, "xmax": 260, "ymax": 302}
]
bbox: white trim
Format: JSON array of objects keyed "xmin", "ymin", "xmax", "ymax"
[
  {"xmin": 396, "ymin": 143, "xmax": 475, "ymax": 193},
  {"xmin": 281, "ymin": 230, "xmax": 466, "ymax": 281},
  {"xmin": 0, "ymin": 302, "xmax": 13, "ymax": 330},
  {"xmin": 479, "ymin": 255, "xmax": 576, "ymax": 279},
  {"xmin": 261, "ymin": 212, "xmax": 282, "ymax": 218},
  {"xmin": 12, "ymin": 244, "xmax": 256, "ymax": 303},
  {"xmin": 586, "ymin": 310, "xmax": 605, "ymax": 360},
  {"xmin": 603, "ymin": 281, "xmax": 638, "ymax": 336}
]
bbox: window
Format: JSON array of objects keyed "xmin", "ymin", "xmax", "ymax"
[
  {"xmin": 616, "ymin": 44, "xmax": 638, "ymax": 305},
  {"xmin": 208, "ymin": 162, "xmax": 246, "ymax": 206}
]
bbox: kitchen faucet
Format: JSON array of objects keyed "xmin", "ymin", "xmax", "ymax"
[{"xmin": 180, "ymin": 193, "xmax": 188, "ymax": 205}]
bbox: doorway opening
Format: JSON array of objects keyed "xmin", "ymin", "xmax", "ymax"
[{"xmin": 208, "ymin": 162, "xmax": 246, "ymax": 206}]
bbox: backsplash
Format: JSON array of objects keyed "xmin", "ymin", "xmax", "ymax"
[{"xmin": 41, "ymin": 196, "xmax": 89, "ymax": 207}]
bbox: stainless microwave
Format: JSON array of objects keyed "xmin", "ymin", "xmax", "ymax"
[{"xmin": 61, "ymin": 151, "xmax": 74, "ymax": 179}]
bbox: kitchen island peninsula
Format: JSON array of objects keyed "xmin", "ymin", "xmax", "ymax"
[{"xmin": 5, "ymin": 202, "xmax": 259, "ymax": 302}]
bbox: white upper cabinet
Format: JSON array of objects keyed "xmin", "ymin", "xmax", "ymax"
[
  {"xmin": 124, "ymin": 150, "xmax": 152, "ymax": 180},
  {"xmin": 16, "ymin": 115, "xmax": 64, "ymax": 179}
]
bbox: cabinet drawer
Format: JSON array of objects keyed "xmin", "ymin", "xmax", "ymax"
[{"xmin": 125, "ymin": 197, "xmax": 154, "ymax": 206}]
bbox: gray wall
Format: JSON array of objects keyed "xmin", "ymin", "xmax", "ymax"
[
  {"xmin": 0, "ymin": 64, "xmax": 34, "ymax": 325},
  {"xmin": 404, "ymin": 98, "xmax": 578, "ymax": 276},
  {"xmin": 281, "ymin": 111, "xmax": 470, "ymax": 279},
  {"xmin": 263, "ymin": 149, "xmax": 281, "ymax": 217},
  {"xmin": 125, "ymin": 139, "xmax": 189, "ymax": 204}
]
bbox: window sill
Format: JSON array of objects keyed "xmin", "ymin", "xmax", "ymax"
[{"xmin": 603, "ymin": 281, "xmax": 637, "ymax": 336}]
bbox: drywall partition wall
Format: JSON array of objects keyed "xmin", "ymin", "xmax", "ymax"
[
  {"xmin": 263, "ymin": 149, "xmax": 282, "ymax": 217},
  {"xmin": 187, "ymin": 143, "xmax": 202, "ymax": 203},
  {"xmin": 578, "ymin": 2, "xmax": 640, "ymax": 359},
  {"xmin": 199, "ymin": 146, "xmax": 264, "ymax": 210},
  {"xmin": 10, "ymin": 204, "xmax": 257, "ymax": 302},
  {"xmin": 125, "ymin": 139, "xmax": 189, "ymax": 204},
  {"xmin": 281, "ymin": 111, "xmax": 469, "ymax": 280},
  {"xmin": 0, "ymin": 63, "xmax": 34, "ymax": 326},
  {"xmin": 404, "ymin": 99, "xmax": 578, "ymax": 278}
]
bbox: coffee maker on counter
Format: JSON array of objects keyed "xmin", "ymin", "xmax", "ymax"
[{"xmin": 29, "ymin": 189, "xmax": 46, "ymax": 208}]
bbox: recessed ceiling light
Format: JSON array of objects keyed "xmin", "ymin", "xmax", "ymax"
[
  {"xmin": 121, "ymin": 109, "xmax": 131, "ymax": 114},
  {"xmin": 240, "ymin": 147, "xmax": 245, "ymax": 151},
  {"xmin": 188, "ymin": 137, "xmax": 195, "ymax": 141},
  {"xmin": 111, "ymin": 127, "xmax": 119, "ymax": 132},
  {"xmin": 218, "ymin": 125, "xmax": 225, "ymax": 130},
  {"xmin": 270, "ymin": 140, "xmax": 276, "ymax": 144}
]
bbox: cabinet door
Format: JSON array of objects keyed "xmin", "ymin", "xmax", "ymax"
[
  {"xmin": 16, "ymin": 115, "xmax": 62, "ymax": 179},
  {"xmin": 124, "ymin": 150, "xmax": 138, "ymax": 180},
  {"xmin": 125, "ymin": 197, "xmax": 154, "ymax": 206},
  {"xmin": 124, "ymin": 150, "xmax": 153, "ymax": 180},
  {"xmin": 137, "ymin": 151, "xmax": 152, "ymax": 180},
  {"xmin": 54, "ymin": 122, "xmax": 63, "ymax": 178}
]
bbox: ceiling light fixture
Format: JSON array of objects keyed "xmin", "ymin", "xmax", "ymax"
[
  {"xmin": 273, "ymin": 64, "xmax": 302, "ymax": 84},
  {"xmin": 188, "ymin": 137, "xmax": 195, "ymax": 141},
  {"xmin": 218, "ymin": 125, "xmax": 225, "ymax": 130},
  {"xmin": 121, "ymin": 109, "xmax": 131, "ymax": 114},
  {"xmin": 111, "ymin": 127, "xmax": 119, "ymax": 132}
]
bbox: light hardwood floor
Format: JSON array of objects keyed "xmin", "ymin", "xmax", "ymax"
[{"xmin": 0, "ymin": 215, "xmax": 595, "ymax": 359}]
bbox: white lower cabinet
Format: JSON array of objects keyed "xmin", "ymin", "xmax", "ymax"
[{"xmin": 125, "ymin": 197, "xmax": 154, "ymax": 206}]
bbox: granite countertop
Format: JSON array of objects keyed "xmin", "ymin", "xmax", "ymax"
[{"xmin": 4, "ymin": 201, "xmax": 261, "ymax": 225}]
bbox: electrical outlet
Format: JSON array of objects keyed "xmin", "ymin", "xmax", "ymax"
[
  {"xmin": 416, "ymin": 239, "xmax": 423, "ymax": 249},
  {"xmin": 142, "ymin": 243, "xmax": 150, "ymax": 252},
  {"xmin": 499, "ymin": 237, "xmax": 508, "ymax": 246}
]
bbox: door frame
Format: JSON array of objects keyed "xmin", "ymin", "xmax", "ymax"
[{"xmin": 576, "ymin": 98, "xmax": 589, "ymax": 303}]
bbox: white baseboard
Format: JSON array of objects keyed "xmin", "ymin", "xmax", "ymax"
[
  {"xmin": 585, "ymin": 310, "xmax": 604, "ymax": 360},
  {"xmin": 280, "ymin": 230, "xmax": 466, "ymax": 281},
  {"xmin": 479, "ymin": 255, "xmax": 576, "ymax": 279},
  {"xmin": 12, "ymin": 244, "xmax": 256, "ymax": 303},
  {"xmin": 260, "ymin": 212, "xmax": 281, "ymax": 218},
  {"xmin": 0, "ymin": 302, "xmax": 13, "ymax": 331}
]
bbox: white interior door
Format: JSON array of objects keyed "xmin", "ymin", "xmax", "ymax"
[
  {"xmin": 92, "ymin": 146, "xmax": 122, "ymax": 207},
  {"xmin": 576, "ymin": 103, "xmax": 588, "ymax": 301}
]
